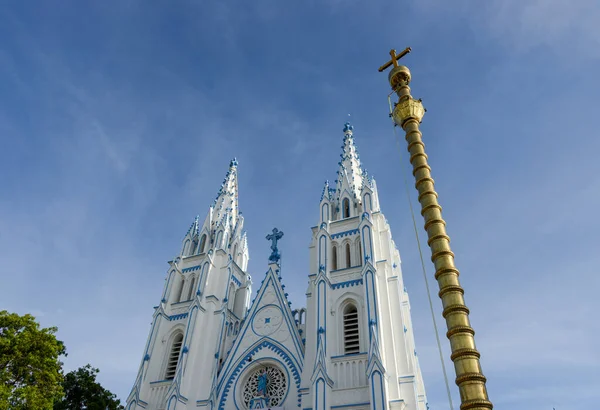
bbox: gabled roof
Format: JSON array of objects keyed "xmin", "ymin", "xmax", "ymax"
[{"xmin": 216, "ymin": 262, "xmax": 305, "ymax": 405}]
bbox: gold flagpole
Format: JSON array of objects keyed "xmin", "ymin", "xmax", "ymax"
[{"xmin": 379, "ymin": 48, "xmax": 493, "ymax": 410}]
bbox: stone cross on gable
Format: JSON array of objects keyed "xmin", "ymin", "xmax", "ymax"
[{"xmin": 266, "ymin": 228, "xmax": 284, "ymax": 263}]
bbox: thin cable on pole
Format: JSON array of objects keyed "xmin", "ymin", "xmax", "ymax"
[{"xmin": 387, "ymin": 94, "xmax": 455, "ymax": 410}]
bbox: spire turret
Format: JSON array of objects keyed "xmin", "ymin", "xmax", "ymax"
[
  {"xmin": 320, "ymin": 180, "xmax": 330, "ymax": 202},
  {"xmin": 213, "ymin": 158, "xmax": 239, "ymax": 223},
  {"xmin": 335, "ymin": 122, "xmax": 363, "ymax": 201}
]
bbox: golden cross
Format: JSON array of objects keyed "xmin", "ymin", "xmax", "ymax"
[{"xmin": 378, "ymin": 47, "xmax": 411, "ymax": 72}]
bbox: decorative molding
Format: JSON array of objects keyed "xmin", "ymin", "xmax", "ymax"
[
  {"xmin": 331, "ymin": 279, "xmax": 363, "ymax": 289},
  {"xmin": 218, "ymin": 341, "xmax": 302, "ymax": 410},
  {"xmin": 330, "ymin": 352, "xmax": 367, "ymax": 360},
  {"xmin": 182, "ymin": 265, "xmax": 201, "ymax": 273},
  {"xmin": 330, "ymin": 228, "xmax": 359, "ymax": 239},
  {"xmin": 169, "ymin": 313, "xmax": 189, "ymax": 321}
]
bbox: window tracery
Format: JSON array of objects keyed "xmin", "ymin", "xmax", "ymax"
[{"xmin": 242, "ymin": 365, "xmax": 287, "ymax": 408}]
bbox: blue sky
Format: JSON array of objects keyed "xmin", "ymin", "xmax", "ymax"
[{"xmin": 1, "ymin": 1, "xmax": 599, "ymax": 408}]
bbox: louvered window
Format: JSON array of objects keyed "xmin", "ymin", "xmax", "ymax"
[
  {"xmin": 165, "ymin": 333, "xmax": 183, "ymax": 380},
  {"xmin": 343, "ymin": 305, "xmax": 360, "ymax": 354}
]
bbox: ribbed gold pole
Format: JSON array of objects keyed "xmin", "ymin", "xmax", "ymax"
[{"xmin": 387, "ymin": 64, "xmax": 493, "ymax": 410}]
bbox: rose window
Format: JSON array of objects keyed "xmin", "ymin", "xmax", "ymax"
[{"xmin": 242, "ymin": 365, "xmax": 287, "ymax": 408}]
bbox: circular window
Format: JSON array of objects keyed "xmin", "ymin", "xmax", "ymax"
[{"xmin": 242, "ymin": 365, "xmax": 287, "ymax": 408}]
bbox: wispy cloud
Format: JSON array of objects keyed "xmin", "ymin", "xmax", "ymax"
[{"xmin": 1, "ymin": 1, "xmax": 598, "ymax": 406}]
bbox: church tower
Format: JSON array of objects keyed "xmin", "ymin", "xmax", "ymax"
[
  {"xmin": 126, "ymin": 123, "xmax": 428, "ymax": 410},
  {"xmin": 300, "ymin": 123, "xmax": 428, "ymax": 410},
  {"xmin": 126, "ymin": 158, "xmax": 253, "ymax": 410}
]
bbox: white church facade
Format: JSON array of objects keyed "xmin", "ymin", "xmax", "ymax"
[{"xmin": 126, "ymin": 123, "xmax": 428, "ymax": 410}]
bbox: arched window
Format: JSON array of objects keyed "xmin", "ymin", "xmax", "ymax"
[
  {"xmin": 233, "ymin": 244, "xmax": 238, "ymax": 263},
  {"xmin": 178, "ymin": 278, "xmax": 186, "ymax": 302},
  {"xmin": 234, "ymin": 287, "xmax": 246, "ymax": 318},
  {"xmin": 216, "ymin": 231, "xmax": 223, "ymax": 249},
  {"xmin": 165, "ymin": 333, "xmax": 183, "ymax": 379},
  {"xmin": 187, "ymin": 276, "xmax": 196, "ymax": 300},
  {"xmin": 171, "ymin": 275, "xmax": 184, "ymax": 303},
  {"xmin": 345, "ymin": 243, "xmax": 351, "ymax": 268},
  {"xmin": 228, "ymin": 283, "xmax": 235, "ymax": 310},
  {"xmin": 199, "ymin": 234, "xmax": 207, "ymax": 253},
  {"xmin": 343, "ymin": 304, "xmax": 359, "ymax": 354},
  {"xmin": 332, "ymin": 245, "xmax": 338, "ymax": 270},
  {"xmin": 342, "ymin": 198, "xmax": 350, "ymax": 218},
  {"xmin": 357, "ymin": 240, "xmax": 362, "ymax": 265},
  {"xmin": 363, "ymin": 193, "xmax": 372, "ymax": 212},
  {"xmin": 321, "ymin": 203, "xmax": 329, "ymax": 222},
  {"xmin": 190, "ymin": 238, "xmax": 198, "ymax": 255},
  {"xmin": 183, "ymin": 239, "xmax": 190, "ymax": 256}
]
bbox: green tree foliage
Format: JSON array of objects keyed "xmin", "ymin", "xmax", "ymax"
[
  {"xmin": 0, "ymin": 310, "xmax": 66, "ymax": 410},
  {"xmin": 53, "ymin": 364, "xmax": 124, "ymax": 410}
]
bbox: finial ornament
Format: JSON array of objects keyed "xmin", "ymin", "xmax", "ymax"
[
  {"xmin": 378, "ymin": 47, "xmax": 413, "ymax": 91},
  {"xmin": 343, "ymin": 122, "xmax": 353, "ymax": 133},
  {"xmin": 266, "ymin": 228, "xmax": 284, "ymax": 263},
  {"xmin": 393, "ymin": 98, "xmax": 425, "ymax": 125},
  {"xmin": 377, "ymin": 47, "xmax": 424, "ymax": 125},
  {"xmin": 377, "ymin": 47, "xmax": 411, "ymax": 72}
]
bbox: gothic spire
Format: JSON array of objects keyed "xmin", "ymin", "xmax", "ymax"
[
  {"xmin": 213, "ymin": 158, "xmax": 239, "ymax": 224},
  {"xmin": 335, "ymin": 122, "xmax": 363, "ymax": 200},
  {"xmin": 320, "ymin": 180, "xmax": 330, "ymax": 202}
]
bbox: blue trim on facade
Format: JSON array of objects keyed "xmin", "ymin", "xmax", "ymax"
[
  {"xmin": 318, "ymin": 235, "xmax": 327, "ymax": 271},
  {"xmin": 331, "ymin": 278, "xmax": 363, "ymax": 289},
  {"xmin": 170, "ymin": 300, "xmax": 192, "ymax": 306},
  {"xmin": 149, "ymin": 379, "xmax": 172, "ymax": 384},
  {"xmin": 250, "ymin": 304, "xmax": 283, "ymax": 336},
  {"xmin": 331, "ymin": 403, "xmax": 370, "ymax": 409},
  {"xmin": 231, "ymin": 275, "xmax": 242, "ymax": 286},
  {"xmin": 216, "ymin": 273, "xmax": 304, "ymax": 395},
  {"xmin": 162, "ymin": 270, "xmax": 175, "ymax": 301},
  {"xmin": 369, "ymin": 370, "xmax": 385, "ymax": 410},
  {"xmin": 330, "ymin": 352, "xmax": 367, "ymax": 359},
  {"xmin": 330, "ymin": 265, "xmax": 362, "ymax": 274},
  {"xmin": 182, "ymin": 264, "xmax": 201, "ymax": 273},
  {"xmin": 232, "ymin": 356, "xmax": 292, "ymax": 409},
  {"xmin": 315, "ymin": 378, "xmax": 325, "ymax": 410},
  {"xmin": 169, "ymin": 312, "xmax": 189, "ymax": 321},
  {"xmin": 218, "ymin": 340, "xmax": 302, "ymax": 410},
  {"xmin": 364, "ymin": 192, "xmax": 372, "ymax": 211},
  {"xmin": 331, "ymin": 228, "xmax": 359, "ymax": 239},
  {"xmin": 368, "ymin": 271, "xmax": 379, "ymax": 324},
  {"xmin": 365, "ymin": 270, "xmax": 373, "ymax": 341}
]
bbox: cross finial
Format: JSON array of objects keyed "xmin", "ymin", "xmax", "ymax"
[
  {"xmin": 266, "ymin": 227, "xmax": 284, "ymax": 263},
  {"xmin": 378, "ymin": 47, "xmax": 411, "ymax": 72}
]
